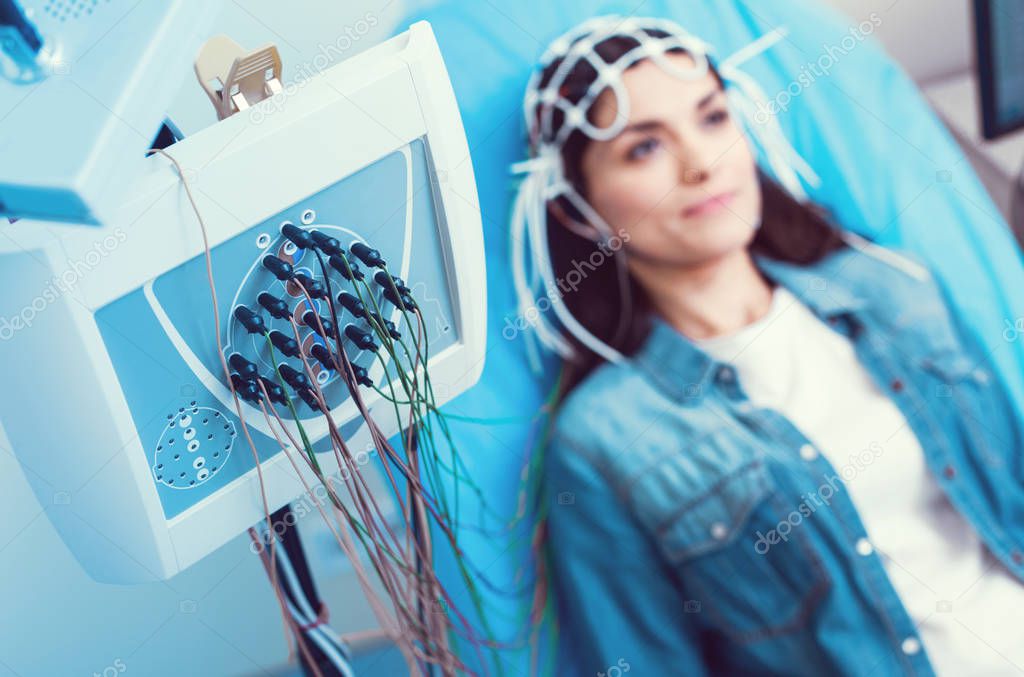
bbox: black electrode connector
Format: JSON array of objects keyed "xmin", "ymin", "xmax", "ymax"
[
  {"xmin": 303, "ymin": 312, "xmax": 336, "ymax": 339},
  {"xmin": 351, "ymin": 365, "xmax": 374, "ymax": 388},
  {"xmin": 230, "ymin": 373, "xmax": 262, "ymax": 403},
  {"xmin": 336, "ymin": 291, "xmax": 366, "ymax": 318},
  {"xmin": 278, "ymin": 364, "xmax": 309, "ymax": 390},
  {"xmin": 344, "ymin": 324, "xmax": 378, "ymax": 352},
  {"xmin": 350, "ymin": 242, "xmax": 386, "ymax": 268},
  {"xmin": 298, "ymin": 387, "xmax": 321, "ymax": 411},
  {"xmin": 259, "ymin": 377, "xmax": 289, "ymax": 405},
  {"xmin": 293, "ymin": 273, "xmax": 327, "ymax": 299},
  {"xmin": 373, "ymin": 270, "xmax": 411, "ymax": 295},
  {"xmin": 262, "ymin": 255, "xmax": 294, "ymax": 281},
  {"xmin": 269, "ymin": 330, "xmax": 300, "ymax": 358},
  {"xmin": 380, "ymin": 285, "xmax": 416, "ymax": 310},
  {"xmin": 257, "ymin": 292, "xmax": 292, "ymax": 320},
  {"xmin": 310, "ymin": 343, "xmax": 334, "ymax": 370},
  {"xmin": 310, "ymin": 230, "xmax": 343, "ymax": 257},
  {"xmin": 233, "ymin": 306, "xmax": 267, "ymax": 335},
  {"xmin": 370, "ymin": 313, "xmax": 401, "ymax": 340},
  {"xmin": 328, "ymin": 253, "xmax": 364, "ymax": 281},
  {"xmin": 372, "ymin": 271, "xmax": 414, "ymax": 309},
  {"xmin": 281, "ymin": 223, "xmax": 314, "ymax": 250},
  {"xmin": 229, "ymin": 353, "xmax": 258, "ymax": 379}
]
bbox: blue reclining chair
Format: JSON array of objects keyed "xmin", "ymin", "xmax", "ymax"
[{"xmin": 394, "ymin": 1, "xmax": 1024, "ymax": 672}]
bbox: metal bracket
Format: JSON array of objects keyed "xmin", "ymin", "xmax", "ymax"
[{"xmin": 194, "ymin": 35, "xmax": 282, "ymax": 121}]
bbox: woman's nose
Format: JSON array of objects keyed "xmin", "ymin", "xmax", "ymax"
[
  {"xmin": 681, "ymin": 166, "xmax": 709, "ymax": 184},
  {"xmin": 676, "ymin": 140, "xmax": 714, "ymax": 185}
]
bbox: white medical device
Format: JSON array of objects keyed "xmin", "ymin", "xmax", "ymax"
[{"xmin": 0, "ymin": 21, "xmax": 486, "ymax": 583}]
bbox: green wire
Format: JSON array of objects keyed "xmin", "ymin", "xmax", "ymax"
[
  {"xmin": 316, "ymin": 256, "xmax": 571, "ymax": 673},
  {"xmin": 263, "ymin": 333, "xmax": 426, "ymax": 581},
  {"xmin": 328, "ymin": 258, "xmax": 508, "ymax": 666}
]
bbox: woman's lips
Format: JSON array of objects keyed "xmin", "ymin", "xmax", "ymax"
[{"xmin": 682, "ymin": 191, "xmax": 736, "ymax": 218}]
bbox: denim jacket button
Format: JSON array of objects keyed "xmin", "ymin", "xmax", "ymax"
[
  {"xmin": 855, "ymin": 538, "xmax": 874, "ymax": 556},
  {"xmin": 890, "ymin": 378, "xmax": 905, "ymax": 393},
  {"xmin": 710, "ymin": 522, "xmax": 728, "ymax": 540},
  {"xmin": 901, "ymin": 637, "xmax": 921, "ymax": 655},
  {"xmin": 799, "ymin": 444, "xmax": 819, "ymax": 461},
  {"xmin": 716, "ymin": 365, "xmax": 735, "ymax": 383}
]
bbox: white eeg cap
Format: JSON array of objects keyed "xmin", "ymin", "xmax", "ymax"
[{"xmin": 510, "ymin": 15, "xmax": 821, "ymax": 368}]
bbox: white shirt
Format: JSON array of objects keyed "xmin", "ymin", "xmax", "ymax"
[{"xmin": 695, "ymin": 285, "xmax": 1024, "ymax": 675}]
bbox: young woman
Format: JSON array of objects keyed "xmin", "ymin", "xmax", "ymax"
[{"xmin": 510, "ymin": 16, "xmax": 1024, "ymax": 676}]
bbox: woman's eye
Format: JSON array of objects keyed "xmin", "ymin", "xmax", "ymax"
[
  {"xmin": 627, "ymin": 137, "xmax": 660, "ymax": 161},
  {"xmin": 704, "ymin": 109, "xmax": 729, "ymax": 126}
]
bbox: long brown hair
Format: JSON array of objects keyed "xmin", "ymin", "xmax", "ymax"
[{"xmin": 533, "ymin": 28, "xmax": 847, "ymax": 394}]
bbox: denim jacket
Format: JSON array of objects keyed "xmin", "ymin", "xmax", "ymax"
[{"xmin": 545, "ymin": 244, "xmax": 1024, "ymax": 676}]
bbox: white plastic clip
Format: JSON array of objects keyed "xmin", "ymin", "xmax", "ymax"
[{"xmin": 194, "ymin": 35, "xmax": 283, "ymax": 121}]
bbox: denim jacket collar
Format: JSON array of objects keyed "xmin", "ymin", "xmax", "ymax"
[{"xmin": 632, "ymin": 252, "xmax": 869, "ymax": 404}]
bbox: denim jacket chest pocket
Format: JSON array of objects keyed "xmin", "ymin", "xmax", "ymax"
[
  {"xmin": 629, "ymin": 451, "xmax": 832, "ymax": 644},
  {"xmin": 863, "ymin": 289, "xmax": 1017, "ymax": 475},
  {"xmin": 919, "ymin": 347, "xmax": 1018, "ymax": 473}
]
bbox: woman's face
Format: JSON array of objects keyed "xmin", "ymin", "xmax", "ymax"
[{"xmin": 578, "ymin": 53, "xmax": 761, "ymax": 269}]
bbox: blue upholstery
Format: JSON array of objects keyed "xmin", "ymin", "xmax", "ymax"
[{"xmin": 394, "ymin": 1, "xmax": 1024, "ymax": 671}]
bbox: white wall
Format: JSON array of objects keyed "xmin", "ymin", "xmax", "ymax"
[{"xmin": 824, "ymin": 0, "xmax": 973, "ymax": 83}]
